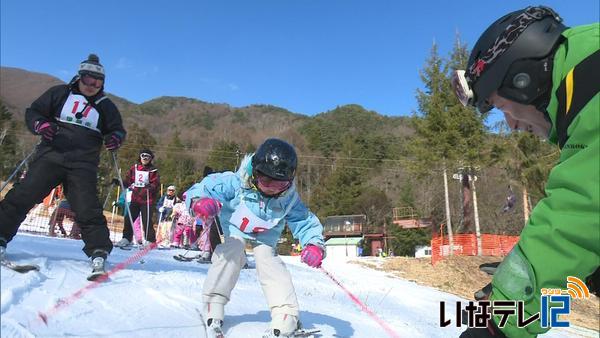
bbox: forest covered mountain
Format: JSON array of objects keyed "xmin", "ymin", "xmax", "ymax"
[{"xmin": 0, "ymin": 55, "xmax": 558, "ymax": 256}]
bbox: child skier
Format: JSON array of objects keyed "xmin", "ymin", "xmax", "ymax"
[
  {"xmin": 185, "ymin": 138, "xmax": 325, "ymax": 338},
  {"xmin": 193, "ymin": 215, "xmax": 218, "ymax": 261},
  {"xmin": 171, "ymin": 199, "xmax": 196, "ymax": 248}
]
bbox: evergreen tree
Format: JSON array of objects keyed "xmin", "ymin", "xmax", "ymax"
[
  {"xmin": 0, "ymin": 100, "xmax": 18, "ymax": 180},
  {"xmin": 159, "ymin": 132, "xmax": 199, "ymax": 192},
  {"xmin": 206, "ymin": 140, "xmax": 242, "ymax": 172},
  {"xmin": 502, "ymin": 131, "xmax": 559, "ymax": 203},
  {"xmin": 409, "ymin": 39, "xmax": 488, "ymax": 234},
  {"xmin": 389, "ymin": 226, "xmax": 431, "ymax": 257}
]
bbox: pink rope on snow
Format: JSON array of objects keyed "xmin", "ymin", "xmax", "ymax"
[
  {"xmin": 38, "ymin": 242, "xmax": 158, "ymax": 325},
  {"xmin": 320, "ymin": 267, "xmax": 401, "ymax": 338}
]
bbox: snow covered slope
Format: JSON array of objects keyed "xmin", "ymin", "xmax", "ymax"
[{"xmin": 1, "ymin": 234, "xmax": 596, "ymax": 338}]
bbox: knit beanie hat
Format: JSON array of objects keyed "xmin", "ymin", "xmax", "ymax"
[{"xmin": 78, "ymin": 54, "xmax": 105, "ymax": 79}]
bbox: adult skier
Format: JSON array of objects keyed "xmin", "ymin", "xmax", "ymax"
[
  {"xmin": 156, "ymin": 185, "xmax": 179, "ymax": 221},
  {"xmin": 0, "ymin": 54, "xmax": 126, "ymax": 279},
  {"xmin": 452, "ymin": 6, "xmax": 599, "ymax": 337},
  {"xmin": 185, "ymin": 138, "xmax": 325, "ymax": 338},
  {"xmin": 115, "ymin": 149, "xmax": 160, "ymax": 247}
]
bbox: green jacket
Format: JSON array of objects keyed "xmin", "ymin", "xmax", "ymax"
[{"xmin": 491, "ymin": 23, "xmax": 599, "ymax": 338}]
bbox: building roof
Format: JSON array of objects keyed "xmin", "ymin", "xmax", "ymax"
[{"xmin": 325, "ymin": 237, "xmax": 363, "ymax": 246}]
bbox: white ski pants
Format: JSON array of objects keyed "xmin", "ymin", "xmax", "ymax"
[{"xmin": 202, "ymin": 236, "xmax": 299, "ymax": 326}]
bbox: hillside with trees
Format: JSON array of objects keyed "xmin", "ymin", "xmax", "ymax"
[{"xmin": 0, "ymin": 38, "xmax": 558, "ymax": 256}]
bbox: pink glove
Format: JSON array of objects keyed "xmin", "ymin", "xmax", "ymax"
[
  {"xmin": 301, "ymin": 245, "xmax": 323, "ymax": 268},
  {"xmin": 192, "ymin": 198, "xmax": 221, "ymax": 218},
  {"xmin": 104, "ymin": 133, "xmax": 122, "ymax": 151},
  {"xmin": 34, "ymin": 121, "xmax": 58, "ymax": 141}
]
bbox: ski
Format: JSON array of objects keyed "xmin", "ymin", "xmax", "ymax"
[
  {"xmin": 87, "ymin": 271, "xmax": 109, "ymax": 282},
  {"xmin": 0, "ymin": 259, "xmax": 40, "ymax": 273},
  {"xmin": 261, "ymin": 328, "xmax": 320, "ymax": 338},
  {"xmin": 173, "ymin": 254, "xmax": 212, "ymax": 264},
  {"xmin": 173, "ymin": 254, "xmax": 199, "ymax": 262},
  {"xmin": 293, "ymin": 328, "xmax": 321, "ymax": 337}
]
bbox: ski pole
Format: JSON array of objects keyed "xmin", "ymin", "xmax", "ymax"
[
  {"xmin": 0, "ymin": 142, "xmax": 38, "ymax": 194},
  {"xmin": 110, "ymin": 204, "xmax": 116, "ymax": 228},
  {"xmin": 156, "ymin": 207, "xmax": 165, "ymax": 244},
  {"xmin": 320, "ymin": 267, "xmax": 401, "ymax": 338},
  {"xmin": 102, "ymin": 182, "xmax": 114, "ymax": 210},
  {"xmin": 145, "ymin": 189, "xmax": 150, "ymax": 243},
  {"xmin": 110, "ymin": 152, "xmax": 137, "ymax": 244}
]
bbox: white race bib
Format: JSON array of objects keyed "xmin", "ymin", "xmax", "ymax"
[
  {"xmin": 126, "ymin": 190, "xmax": 132, "ymax": 203},
  {"xmin": 58, "ymin": 93, "xmax": 101, "ymax": 132},
  {"xmin": 162, "ymin": 198, "xmax": 175, "ymax": 208},
  {"xmin": 230, "ymin": 200, "xmax": 279, "ymax": 234},
  {"xmin": 134, "ymin": 169, "xmax": 149, "ymax": 187}
]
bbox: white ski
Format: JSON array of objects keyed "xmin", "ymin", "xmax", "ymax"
[
  {"xmin": 292, "ymin": 328, "xmax": 320, "ymax": 337},
  {"xmin": 0, "ymin": 259, "xmax": 40, "ymax": 273}
]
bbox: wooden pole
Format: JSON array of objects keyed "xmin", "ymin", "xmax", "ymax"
[
  {"xmin": 472, "ymin": 176, "xmax": 482, "ymax": 256},
  {"xmin": 443, "ymin": 168, "xmax": 454, "ymax": 255},
  {"xmin": 523, "ymin": 187, "xmax": 530, "ymax": 223}
]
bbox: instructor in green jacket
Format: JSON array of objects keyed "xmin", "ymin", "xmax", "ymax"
[{"xmin": 452, "ymin": 6, "xmax": 599, "ymax": 338}]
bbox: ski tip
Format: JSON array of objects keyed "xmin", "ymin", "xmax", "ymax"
[{"xmin": 38, "ymin": 312, "xmax": 48, "ymax": 325}]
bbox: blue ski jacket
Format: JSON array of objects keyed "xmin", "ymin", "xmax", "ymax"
[{"xmin": 185, "ymin": 155, "xmax": 324, "ymax": 249}]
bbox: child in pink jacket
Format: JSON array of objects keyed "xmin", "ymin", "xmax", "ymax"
[{"xmin": 171, "ymin": 201, "xmax": 196, "ymax": 248}]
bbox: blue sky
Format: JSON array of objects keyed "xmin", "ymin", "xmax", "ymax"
[{"xmin": 1, "ymin": 0, "xmax": 598, "ymax": 119}]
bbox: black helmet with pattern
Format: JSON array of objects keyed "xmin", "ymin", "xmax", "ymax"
[
  {"xmin": 252, "ymin": 138, "xmax": 297, "ymax": 181},
  {"xmin": 454, "ymin": 6, "xmax": 567, "ymax": 113}
]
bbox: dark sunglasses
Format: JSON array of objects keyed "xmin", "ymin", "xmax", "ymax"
[{"xmin": 81, "ymin": 74, "xmax": 103, "ymax": 89}]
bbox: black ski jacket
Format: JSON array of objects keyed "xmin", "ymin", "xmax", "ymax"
[{"xmin": 25, "ymin": 81, "xmax": 126, "ymax": 165}]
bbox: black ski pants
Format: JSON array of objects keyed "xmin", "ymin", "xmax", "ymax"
[
  {"xmin": 0, "ymin": 150, "xmax": 112, "ymax": 257},
  {"xmin": 209, "ymin": 216, "xmax": 223, "ymax": 252},
  {"xmin": 122, "ymin": 201, "xmax": 156, "ymax": 242}
]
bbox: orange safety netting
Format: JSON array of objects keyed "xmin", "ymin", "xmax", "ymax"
[{"xmin": 431, "ymin": 233, "xmax": 519, "ymax": 265}]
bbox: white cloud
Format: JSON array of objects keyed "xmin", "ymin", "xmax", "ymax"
[
  {"xmin": 115, "ymin": 57, "xmax": 133, "ymax": 70},
  {"xmin": 136, "ymin": 66, "xmax": 159, "ymax": 78}
]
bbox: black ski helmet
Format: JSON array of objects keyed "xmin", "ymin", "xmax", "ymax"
[
  {"xmin": 252, "ymin": 138, "xmax": 297, "ymax": 181},
  {"xmin": 465, "ymin": 6, "xmax": 566, "ymax": 113}
]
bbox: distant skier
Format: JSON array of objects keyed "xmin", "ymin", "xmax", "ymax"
[
  {"xmin": 156, "ymin": 185, "xmax": 179, "ymax": 222},
  {"xmin": 171, "ymin": 199, "xmax": 196, "ymax": 248},
  {"xmin": 115, "ymin": 149, "xmax": 160, "ymax": 247},
  {"xmin": 156, "ymin": 185, "xmax": 180, "ymax": 246},
  {"xmin": 185, "ymin": 138, "xmax": 325, "ymax": 338},
  {"xmin": 0, "ymin": 54, "xmax": 126, "ymax": 279}
]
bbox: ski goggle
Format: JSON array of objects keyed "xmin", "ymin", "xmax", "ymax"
[
  {"xmin": 255, "ymin": 174, "xmax": 292, "ymax": 195},
  {"xmin": 80, "ymin": 74, "xmax": 103, "ymax": 89},
  {"xmin": 140, "ymin": 153, "xmax": 152, "ymax": 160},
  {"xmin": 452, "ymin": 70, "xmax": 474, "ymax": 107}
]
